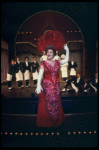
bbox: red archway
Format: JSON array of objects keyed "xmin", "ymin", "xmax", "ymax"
[{"xmin": 14, "ymin": 10, "xmax": 85, "ymax": 77}]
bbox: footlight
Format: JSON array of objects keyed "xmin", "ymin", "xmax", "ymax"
[
  {"xmin": 36, "ymin": 133, "xmax": 38, "ymax": 135},
  {"xmin": 94, "ymin": 131, "xmax": 96, "ymax": 134},
  {"xmin": 20, "ymin": 133, "xmax": 23, "ymax": 135},
  {"xmin": 68, "ymin": 132, "xmax": 70, "ymax": 135},
  {"xmin": 10, "ymin": 132, "xmax": 13, "ymax": 135}
]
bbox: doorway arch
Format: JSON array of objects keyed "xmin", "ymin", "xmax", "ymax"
[{"xmin": 14, "ymin": 10, "xmax": 85, "ymax": 77}]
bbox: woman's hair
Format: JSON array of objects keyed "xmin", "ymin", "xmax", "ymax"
[{"xmin": 45, "ymin": 45, "xmax": 56, "ymax": 56}]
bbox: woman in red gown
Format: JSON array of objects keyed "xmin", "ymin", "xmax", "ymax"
[{"xmin": 35, "ymin": 44, "xmax": 69, "ymax": 128}]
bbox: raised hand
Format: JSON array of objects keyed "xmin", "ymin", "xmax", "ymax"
[{"xmin": 64, "ymin": 44, "xmax": 69, "ymax": 51}]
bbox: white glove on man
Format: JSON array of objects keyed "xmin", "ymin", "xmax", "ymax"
[
  {"xmin": 60, "ymin": 44, "xmax": 69, "ymax": 65},
  {"xmin": 35, "ymin": 69, "xmax": 44, "ymax": 94}
]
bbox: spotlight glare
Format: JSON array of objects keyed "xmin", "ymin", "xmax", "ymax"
[
  {"xmin": 41, "ymin": 133, "xmax": 43, "ymax": 135},
  {"xmin": 30, "ymin": 133, "xmax": 33, "ymax": 135}
]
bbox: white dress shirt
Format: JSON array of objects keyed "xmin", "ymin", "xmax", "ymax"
[
  {"xmin": 25, "ymin": 61, "xmax": 28, "ymax": 66},
  {"xmin": 77, "ymin": 77, "xmax": 80, "ymax": 83},
  {"xmin": 95, "ymin": 79, "xmax": 98, "ymax": 83}
]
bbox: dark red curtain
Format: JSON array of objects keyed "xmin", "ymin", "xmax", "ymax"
[{"xmin": 1, "ymin": 50, "xmax": 9, "ymax": 83}]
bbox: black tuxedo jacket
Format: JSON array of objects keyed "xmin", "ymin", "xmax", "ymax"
[
  {"xmin": 70, "ymin": 77, "xmax": 85, "ymax": 91},
  {"xmin": 22, "ymin": 62, "xmax": 31, "ymax": 73},
  {"xmin": 31, "ymin": 61, "xmax": 39, "ymax": 73},
  {"xmin": 74, "ymin": 77, "xmax": 85, "ymax": 86},
  {"xmin": 68, "ymin": 61, "xmax": 77, "ymax": 70},
  {"xmin": 86, "ymin": 78, "xmax": 98, "ymax": 88},
  {"xmin": 15, "ymin": 61, "xmax": 23, "ymax": 73},
  {"xmin": 8, "ymin": 64, "xmax": 16, "ymax": 75}
]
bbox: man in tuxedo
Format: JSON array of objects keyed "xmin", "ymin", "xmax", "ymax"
[
  {"xmin": 68, "ymin": 57, "xmax": 78, "ymax": 80},
  {"xmin": 23, "ymin": 57, "xmax": 31, "ymax": 87},
  {"xmin": 7, "ymin": 59, "xmax": 16, "ymax": 90},
  {"xmin": 62, "ymin": 72, "xmax": 85, "ymax": 92},
  {"xmin": 15, "ymin": 57, "xmax": 24, "ymax": 89},
  {"xmin": 60, "ymin": 54, "xmax": 68, "ymax": 82},
  {"xmin": 53, "ymin": 51, "xmax": 61, "ymax": 61},
  {"xmin": 40, "ymin": 51, "xmax": 47, "ymax": 61},
  {"xmin": 31, "ymin": 57, "xmax": 39, "ymax": 86},
  {"xmin": 84, "ymin": 73, "xmax": 98, "ymax": 92}
]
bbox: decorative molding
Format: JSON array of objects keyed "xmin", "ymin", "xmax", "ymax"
[
  {"xmin": 15, "ymin": 40, "xmax": 83, "ymax": 48},
  {"xmin": 15, "ymin": 42, "xmax": 37, "ymax": 47},
  {"xmin": 67, "ymin": 40, "xmax": 83, "ymax": 44}
]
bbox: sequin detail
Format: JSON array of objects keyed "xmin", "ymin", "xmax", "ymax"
[{"xmin": 41, "ymin": 60, "xmax": 61, "ymax": 126}]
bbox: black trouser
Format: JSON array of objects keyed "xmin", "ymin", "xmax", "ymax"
[
  {"xmin": 72, "ymin": 82, "xmax": 83, "ymax": 92},
  {"xmin": 34, "ymin": 80, "xmax": 37, "ymax": 85},
  {"xmin": 7, "ymin": 81, "xmax": 11, "ymax": 87},
  {"xmin": 65, "ymin": 79, "xmax": 83, "ymax": 92},
  {"xmin": 70, "ymin": 76, "xmax": 76, "ymax": 80},
  {"xmin": 65, "ymin": 79, "xmax": 72, "ymax": 89},
  {"xmin": 18, "ymin": 81, "xmax": 23, "ymax": 87},
  {"xmin": 26, "ymin": 80, "xmax": 29, "ymax": 86},
  {"xmin": 63, "ymin": 78, "xmax": 67, "ymax": 81},
  {"xmin": 84, "ymin": 83, "xmax": 97, "ymax": 92}
]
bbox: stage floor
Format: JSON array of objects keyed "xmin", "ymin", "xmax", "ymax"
[
  {"xmin": 1, "ymin": 79, "xmax": 98, "ymax": 99},
  {"xmin": 1, "ymin": 79, "xmax": 98, "ymax": 147},
  {"xmin": 1, "ymin": 112, "xmax": 98, "ymax": 147}
]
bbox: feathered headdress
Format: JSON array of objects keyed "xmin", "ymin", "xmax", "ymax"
[{"xmin": 37, "ymin": 30, "xmax": 65, "ymax": 53}]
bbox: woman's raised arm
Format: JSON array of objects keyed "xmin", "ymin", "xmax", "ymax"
[{"xmin": 59, "ymin": 44, "xmax": 69, "ymax": 65}]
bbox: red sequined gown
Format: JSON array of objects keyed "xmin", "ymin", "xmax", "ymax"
[{"xmin": 36, "ymin": 60, "xmax": 65, "ymax": 127}]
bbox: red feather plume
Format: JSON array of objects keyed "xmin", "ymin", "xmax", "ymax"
[{"xmin": 37, "ymin": 30, "xmax": 65, "ymax": 53}]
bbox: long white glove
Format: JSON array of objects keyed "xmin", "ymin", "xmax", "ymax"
[
  {"xmin": 35, "ymin": 69, "xmax": 44, "ymax": 94},
  {"xmin": 60, "ymin": 44, "xmax": 69, "ymax": 65}
]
